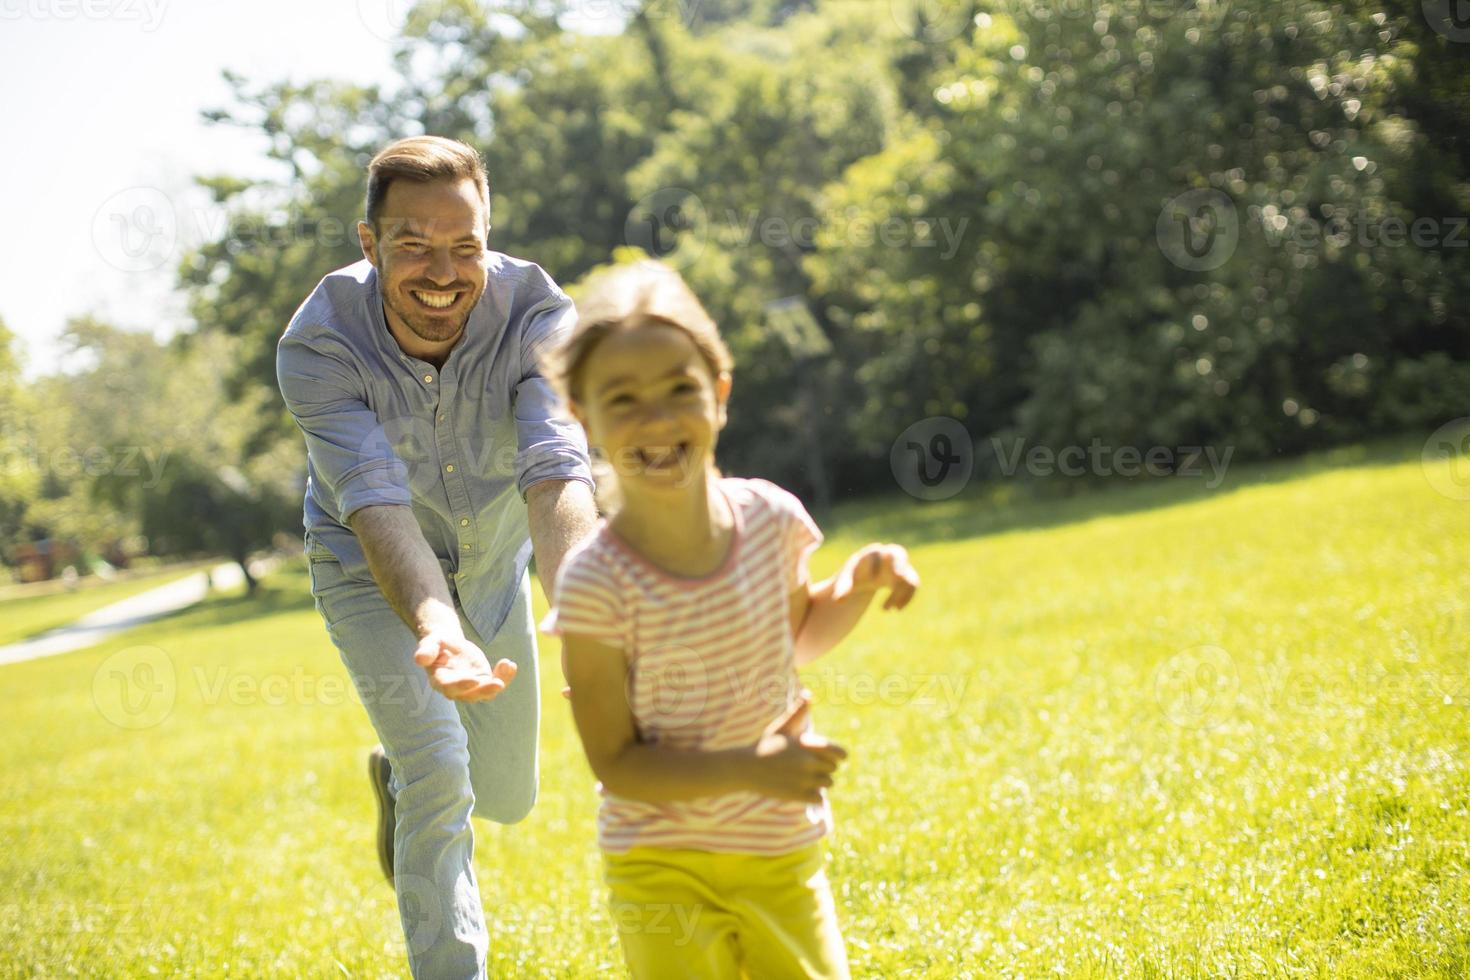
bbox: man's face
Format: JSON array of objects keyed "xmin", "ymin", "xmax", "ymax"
[{"xmin": 357, "ymin": 177, "xmax": 489, "ymax": 347}]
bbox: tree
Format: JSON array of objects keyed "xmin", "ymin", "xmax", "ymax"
[
  {"xmin": 0, "ymin": 316, "xmax": 41, "ymax": 558},
  {"xmin": 813, "ymin": 0, "xmax": 1470, "ymax": 476},
  {"xmin": 28, "ymin": 320, "xmax": 296, "ymax": 591},
  {"xmin": 178, "ymin": 0, "xmax": 1469, "ymax": 504}
]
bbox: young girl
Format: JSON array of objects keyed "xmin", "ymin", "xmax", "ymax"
[{"xmin": 540, "ymin": 259, "xmax": 919, "ymax": 979}]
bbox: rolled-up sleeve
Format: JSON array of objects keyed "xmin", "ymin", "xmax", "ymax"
[
  {"xmin": 513, "ymin": 292, "xmax": 594, "ymax": 499},
  {"xmin": 277, "ymin": 331, "xmax": 412, "ymax": 521}
]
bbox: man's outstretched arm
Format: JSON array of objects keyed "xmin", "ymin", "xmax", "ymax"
[
  {"xmin": 526, "ymin": 478, "xmax": 598, "ymax": 600},
  {"xmin": 350, "ymin": 504, "xmax": 515, "ymax": 701}
]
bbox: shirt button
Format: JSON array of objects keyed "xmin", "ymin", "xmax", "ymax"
[
  {"xmin": 459, "ymin": 518, "xmax": 470, "ymax": 527},
  {"xmin": 423, "ymin": 374, "xmax": 434, "ymax": 384},
  {"xmin": 445, "ymin": 464, "xmax": 455, "ymax": 473},
  {"xmin": 461, "ymin": 543, "xmax": 472, "ymax": 551},
  {"xmin": 438, "ymin": 413, "xmax": 446, "ymax": 422}
]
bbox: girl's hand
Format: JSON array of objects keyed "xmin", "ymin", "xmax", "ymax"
[
  {"xmin": 832, "ymin": 543, "xmax": 920, "ymax": 610},
  {"xmin": 747, "ymin": 693, "xmax": 847, "ymax": 804}
]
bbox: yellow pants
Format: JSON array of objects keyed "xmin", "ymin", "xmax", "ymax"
[{"xmin": 602, "ymin": 843, "xmax": 850, "ymax": 979}]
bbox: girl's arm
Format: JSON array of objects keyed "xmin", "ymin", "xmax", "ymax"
[
  {"xmin": 563, "ymin": 632, "xmax": 846, "ymax": 804},
  {"xmin": 791, "ymin": 543, "xmax": 919, "ymax": 666}
]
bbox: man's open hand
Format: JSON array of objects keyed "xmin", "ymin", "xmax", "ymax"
[{"xmin": 413, "ymin": 630, "xmax": 517, "ymax": 702}]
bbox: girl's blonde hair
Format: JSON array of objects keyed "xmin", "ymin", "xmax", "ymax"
[
  {"xmin": 544, "ymin": 259, "xmax": 734, "ymax": 513},
  {"xmin": 545, "ymin": 259, "xmax": 734, "ymax": 407}
]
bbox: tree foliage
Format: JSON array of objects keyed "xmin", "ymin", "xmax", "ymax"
[{"xmin": 10, "ymin": 0, "xmax": 1457, "ymax": 578}]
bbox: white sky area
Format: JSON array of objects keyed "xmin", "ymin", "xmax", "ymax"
[{"xmin": 0, "ymin": 1, "xmax": 626, "ymax": 379}]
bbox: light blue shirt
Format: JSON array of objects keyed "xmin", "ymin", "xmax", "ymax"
[{"xmin": 276, "ymin": 254, "xmax": 593, "ymax": 641}]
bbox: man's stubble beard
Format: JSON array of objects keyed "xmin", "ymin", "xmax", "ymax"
[{"xmin": 382, "ymin": 287, "xmax": 470, "ymax": 344}]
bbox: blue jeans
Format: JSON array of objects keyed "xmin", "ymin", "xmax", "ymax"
[{"xmin": 309, "ymin": 554, "xmax": 541, "ymax": 980}]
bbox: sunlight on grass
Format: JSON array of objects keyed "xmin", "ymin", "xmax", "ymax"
[{"xmin": 1, "ymin": 449, "xmax": 1466, "ymax": 977}]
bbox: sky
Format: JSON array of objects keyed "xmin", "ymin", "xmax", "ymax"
[{"xmin": 0, "ymin": 0, "xmax": 413, "ymax": 377}]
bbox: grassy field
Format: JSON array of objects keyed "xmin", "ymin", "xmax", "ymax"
[
  {"xmin": 1, "ymin": 443, "xmax": 1466, "ymax": 977},
  {"xmin": 0, "ymin": 561, "xmax": 216, "ymax": 648}
]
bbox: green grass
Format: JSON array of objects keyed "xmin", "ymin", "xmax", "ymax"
[
  {"xmin": 0, "ymin": 561, "xmax": 216, "ymax": 647},
  {"xmin": 1, "ymin": 443, "xmax": 1466, "ymax": 977}
]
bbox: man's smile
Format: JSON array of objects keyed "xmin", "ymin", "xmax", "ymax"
[{"xmin": 411, "ymin": 289, "xmax": 462, "ymax": 310}]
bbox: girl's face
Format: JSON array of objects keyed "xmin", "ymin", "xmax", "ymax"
[{"xmin": 572, "ymin": 320, "xmax": 731, "ymax": 494}]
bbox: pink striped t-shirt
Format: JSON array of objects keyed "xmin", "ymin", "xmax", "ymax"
[{"xmin": 541, "ymin": 477, "xmax": 829, "ymax": 855}]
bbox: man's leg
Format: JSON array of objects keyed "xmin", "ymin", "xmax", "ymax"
[
  {"xmin": 457, "ymin": 569, "xmax": 541, "ymax": 825},
  {"xmin": 311, "ymin": 556, "xmax": 488, "ymax": 980}
]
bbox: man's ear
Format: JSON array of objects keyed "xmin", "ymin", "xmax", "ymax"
[
  {"xmin": 715, "ymin": 371, "xmax": 733, "ymax": 430},
  {"xmin": 357, "ymin": 220, "xmax": 378, "ymax": 267}
]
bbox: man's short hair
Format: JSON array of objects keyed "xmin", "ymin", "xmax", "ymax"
[{"xmin": 364, "ymin": 135, "xmax": 490, "ymax": 232}]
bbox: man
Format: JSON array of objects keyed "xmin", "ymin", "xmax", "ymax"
[{"xmin": 276, "ymin": 135, "xmax": 597, "ymax": 978}]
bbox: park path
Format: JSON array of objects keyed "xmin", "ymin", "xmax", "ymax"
[{"xmin": 0, "ymin": 562, "xmax": 253, "ymax": 667}]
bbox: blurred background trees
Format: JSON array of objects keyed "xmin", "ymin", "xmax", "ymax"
[{"xmin": 2, "ymin": 0, "xmax": 1465, "ymax": 580}]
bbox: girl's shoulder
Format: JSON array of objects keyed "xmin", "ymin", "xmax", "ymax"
[{"xmin": 718, "ymin": 476, "xmax": 809, "ymax": 522}]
